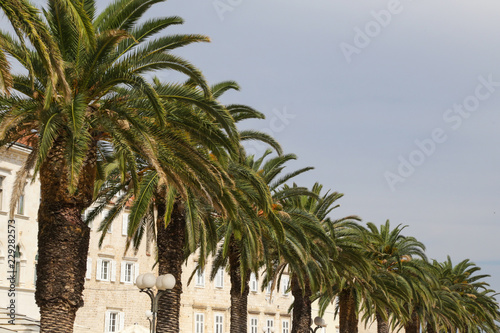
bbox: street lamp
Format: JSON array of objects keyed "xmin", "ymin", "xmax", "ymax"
[
  {"xmin": 136, "ymin": 273, "xmax": 176, "ymax": 333},
  {"xmin": 310, "ymin": 316, "xmax": 327, "ymax": 333},
  {"xmin": 262, "ymin": 327, "xmax": 275, "ymax": 333}
]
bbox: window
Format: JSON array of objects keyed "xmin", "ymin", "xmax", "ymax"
[
  {"xmin": 120, "ymin": 261, "xmax": 138, "ymax": 284},
  {"xmin": 250, "ymin": 273, "xmax": 258, "ymax": 292},
  {"xmin": 195, "ymin": 313, "xmax": 204, "ymax": 333},
  {"xmin": 215, "ymin": 267, "xmax": 224, "ymax": 288},
  {"xmin": 250, "ymin": 318, "xmax": 258, "ymax": 333},
  {"xmin": 14, "ymin": 245, "xmax": 21, "ymax": 286},
  {"xmin": 17, "ymin": 194, "xmax": 24, "ymax": 215},
  {"xmin": 86, "ymin": 258, "xmax": 92, "ymax": 280},
  {"xmin": 122, "ymin": 213, "xmax": 129, "ymax": 236},
  {"xmin": 214, "ymin": 314, "xmax": 223, "ymax": 333},
  {"xmin": 34, "ymin": 253, "xmax": 38, "ymax": 284},
  {"xmin": 196, "ymin": 268, "xmax": 205, "ymax": 287},
  {"xmin": 97, "ymin": 258, "xmax": 116, "ymax": 282},
  {"xmin": 281, "ymin": 275, "xmax": 290, "ymax": 295},
  {"xmin": 266, "ymin": 319, "xmax": 274, "ymax": 333},
  {"xmin": 282, "ymin": 320, "xmax": 290, "ymax": 333},
  {"xmin": 105, "ymin": 310, "xmax": 124, "ymax": 333}
]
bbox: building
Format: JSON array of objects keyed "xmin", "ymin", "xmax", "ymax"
[{"xmin": 0, "ymin": 144, "xmax": 377, "ymax": 333}]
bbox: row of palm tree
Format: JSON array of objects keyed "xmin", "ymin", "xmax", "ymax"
[{"xmin": 0, "ymin": 0, "xmax": 498, "ymax": 333}]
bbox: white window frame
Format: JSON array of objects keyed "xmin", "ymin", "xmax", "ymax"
[
  {"xmin": 17, "ymin": 193, "xmax": 25, "ymax": 215},
  {"xmin": 282, "ymin": 319, "xmax": 290, "ymax": 333},
  {"xmin": 250, "ymin": 273, "xmax": 258, "ymax": 292},
  {"xmin": 214, "ymin": 314, "xmax": 224, "ymax": 333},
  {"xmin": 104, "ymin": 310, "xmax": 124, "ymax": 333},
  {"xmin": 266, "ymin": 319, "xmax": 274, "ymax": 333},
  {"xmin": 281, "ymin": 275, "xmax": 290, "ymax": 295},
  {"xmin": 120, "ymin": 261, "xmax": 139, "ymax": 284},
  {"xmin": 97, "ymin": 258, "xmax": 116, "ymax": 282},
  {"xmin": 122, "ymin": 213, "xmax": 129, "ymax": 236},
  {"xmin": 196, "ymin": 268, "xmax": 205, "ymax": 287},
  {"xmin": 250, "ymin": 317, "xmax": 258, "ymax": 333},
  {"xmin": 215, "ymin": 267, "xmax": 224, "ymax": 288},
  {"xmin": 195, "ymin": 313, "xmax": 204, "ymax": 333}
]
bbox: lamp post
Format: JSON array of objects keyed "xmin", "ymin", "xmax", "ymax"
[
  {"xmin": 310, "ymin": 316, "xmax": 327, "ymax": 333},
  {"xmin": 136, "ymin": 273, "xmax": 176, "ymax": 333},
  {"xmin": 262, "ymin": 327, "xmax": 275, "ymax": 333}
]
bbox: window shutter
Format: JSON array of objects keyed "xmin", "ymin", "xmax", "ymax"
[
  {"xmin": 110, "ymin": 260, "xmax": 116, "ymax": 282},
  {"xmin": 104, "ymin": 311, "xmax": 110, "ymax": 332},
  {"xmin": 120, "ymin": 262, "xmax": 125, "ymax": 283},
  {"xmin": 122, "ymin": 214, "xmax": 129, "ymax": 236},
  {"xmin": 119, "ymin": 312, "xmax": 125, "ymax": 331},
  {"xmin": 96, "ymin": 259, "xmax": 102, "ymax": 281},
  {"xmin": 134, "ymin": 263, "xmax": 140, "ymax": 284},
  {"xmin": 86, "ymin": 258, "xmax": 92, "ymax": 279}
]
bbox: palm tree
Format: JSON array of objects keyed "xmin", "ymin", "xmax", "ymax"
[
  {"xmin": 279, "ymin": 183, "xmax": 364, "ymax": 333},
  {"xmin": 361, "ymin": 220, "xmax": 427, "ymax": 333},
  {"xmin": 90, "ymin": 79, "xmax": 247, "ymax": 332},
  {"xmin": 0, "ymin": 0, "xmax": 228, "ymax": 330},
  {"xmin": 315, "ymin": 219, "xmax": 372, "ymax": 333},
  {"xmin": 209, "ymin": 149, "xmax": 318, "ymax": 333}
]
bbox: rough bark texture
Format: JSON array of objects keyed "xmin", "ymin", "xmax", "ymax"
[
  {"xmin": 291, "ymin": 275, "xmax": 312, "ymax": 333},
  {"xmin": 229, "ymin": 236, "xmax": 249, "ymax": 333},
  {"xmin": 156, "ymin": 198, "xmax": 185, "ymax": 333},
  {"xmin": 404, "ymin": 310, "xmax": 420, "ymax": 333},
  {"xmin": 35, "ymin": 139, "xmax": 96, "ymax": 333},
  {"xmin": 376, "ymin": 312, "xmax": 389, "ymax": 333},
  {"xmin": 339, "ymin": 288, "xmax": 358, "ymax": 333}
]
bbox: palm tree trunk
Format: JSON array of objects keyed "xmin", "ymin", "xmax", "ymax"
[
  {"xmin": 156, "ymin": 197, "xmax": 185, "ymax": 333},
  {"xmin": 291, "ymin": 275, "xmax": 312, "ymax": 333},
  {"xmin": 404, "ymin": 310, "xmax": 419, "ymax": 333},
  {"xmin": 339, "ymin": 288, "xmax": 358, "ymax": 333},
  {"xmin": 229, "ymin": 236, "xmax": 249, "ymax": 333},
  {"xmin": 35, "ymin": 139, "xmax": 96, "ymax": 333},
  {"xmin": 376, "ymin": 311, "xmax": 389, "ymax": 333}
]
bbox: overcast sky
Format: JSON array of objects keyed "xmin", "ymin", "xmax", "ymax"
[
  {"xmin": 150, "ymin": 0, "xmax": 500, "ymax": 293},
  {"xmin": 7, "ymin": 0, "xmax": 499, "ymax": 293}
]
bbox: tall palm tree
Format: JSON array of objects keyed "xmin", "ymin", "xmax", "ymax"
[
  {"xmin": 315, "ymin": 220, "xmax": 372, "ymax": 333},
  {"xmin": 0, "ymin": 0, "xmax": 229, "ymax": 331},
  {"xmin": 279, "ymin": 183, "xmax": 363, "ymax": 333},
  {"xmin": 361, "ymin": 221, "xmax": 427, "ymax": 333},
  {"xmin": 210, "ymin": 149, "xmax": 317, "ymax": 333},
  {"xmin": 91, "ymin": 79, "xmax": 246, "ymax": 332}
]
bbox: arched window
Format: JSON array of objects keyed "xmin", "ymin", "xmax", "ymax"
[{"xmin": 14, "ymin": 245, "xmax": 21, "ymax": 286}]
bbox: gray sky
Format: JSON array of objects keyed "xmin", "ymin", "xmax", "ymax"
[{"xmin": 154, "ymin": 0, "xmax": 500, "ymax": 293}]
